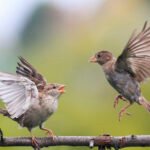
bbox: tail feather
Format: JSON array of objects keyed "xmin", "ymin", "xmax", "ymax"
[{"xmin": 139, "ymin": 97, "xmax": 150, "ymax": 112}]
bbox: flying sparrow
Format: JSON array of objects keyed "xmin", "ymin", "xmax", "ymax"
[
  {"xmin": 90, "ymin": 21, "xmax": 150, "ymax": 120},
  {"xmin": 0, "ymin": 57, "xmax": 65, "ymax": 148}
]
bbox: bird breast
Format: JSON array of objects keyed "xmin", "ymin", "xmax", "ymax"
[
  {"xmin": 40, "ymin": 96, "xmax": 58, "ymax": 115},
  {"xmin": 19, "ymin": 96, "xmax": 58, "ymax": 129}
]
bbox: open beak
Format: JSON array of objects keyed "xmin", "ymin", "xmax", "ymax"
[
  {"xmin": 89, "ymin": 56, "xmax": 97, "ymax": 63},
  {"xmin": 58, "ymin": 85, "xmax": 66, "ymax": 93}
]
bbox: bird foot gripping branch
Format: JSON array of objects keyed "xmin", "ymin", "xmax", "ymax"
[{"xmin": 31, "ymin": 136, "xmax": 40, "ymax": 150}]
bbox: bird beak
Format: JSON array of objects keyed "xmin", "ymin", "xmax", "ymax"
[
  {"xmin": 89, "ymin": 56, "xmax": 97, "ymax": 63},
  {"xmin": 58, "ymin": 85, "xmax": 66, "ymax": 93}
]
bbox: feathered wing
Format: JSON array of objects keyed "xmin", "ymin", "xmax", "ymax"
[
  {"xmin": 16, "ymin": 57, "xmax": 47, "ymax": 91},
  {"xmin": 115, "ymin": 21, "xmax": 150, "ymax": 82},
  {"xmin": 0, "ymin": 72, "xmax": 38, "ymax": 119}
]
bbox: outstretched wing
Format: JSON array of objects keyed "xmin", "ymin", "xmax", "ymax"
[
  {"xmin": 0, "ymin": 72, "xmax": 38, "ymax": 119},
  {"xmin": 115, "ymin": 21, "xmax": 150, "ymax": 82},
  {"xmin": 16, "ymin": 57, "xmax": 47, "ymax": 91}
]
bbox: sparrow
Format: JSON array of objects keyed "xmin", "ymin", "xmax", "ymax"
[
  {"xmin": 0, "ymin": 57, "xmax": 65, "ymax": 148},
  {"xmin": 90, "ymin": 21, "xmax": 150, "ymax": 120}
]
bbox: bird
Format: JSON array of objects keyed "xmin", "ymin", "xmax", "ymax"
[
  {"xmin": 0, "ymin": 57, "xmax": 65, "ymax": 148},
  {"xmin": 89, "ymin": 21, "xmax": 150, "ymax": 120}
]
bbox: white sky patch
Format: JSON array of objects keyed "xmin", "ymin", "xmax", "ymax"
[
  {"xmin": 46, "ymin": 0, "xmax": 104, "ymax": 15},
  {"xmin": 0, "ymin": 0, "xmax": 104, "ymax": 48},
  {"xmin": 0, "ymin": 0, "xmax": 41, "ymax": 48}
]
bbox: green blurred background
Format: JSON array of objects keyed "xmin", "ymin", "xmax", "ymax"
[{"xmin": 0, "ymin": 0, "xmax": 150, "ymax": 150}]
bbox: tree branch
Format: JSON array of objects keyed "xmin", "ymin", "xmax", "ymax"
[{"xmin": 0, "ymin": 135, "xmax": 150, "ymax": 149}]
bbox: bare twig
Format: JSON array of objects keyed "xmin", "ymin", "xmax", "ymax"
[{"xmin": 0, "ymin": 135, "xmax": 150, "ymax": 149}]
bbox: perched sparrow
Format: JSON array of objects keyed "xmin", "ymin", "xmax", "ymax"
[
  {"xmin": 90, "ymin": 21, "xmax": 150, "ymax": 120},
  {"xmin": 0, "ymin": 57, "xmax": 65, "ymax": 147}
]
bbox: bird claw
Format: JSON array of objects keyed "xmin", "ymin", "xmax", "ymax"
[
  {"xmin": 46, "ymin": 129, "xmax": 54, "ymax": 136},
  {"xmin": 118, "ymin": 103, "xmax": 132, "ymax": 121},
  {"xmin": 118, "ymin": 109, "xmax": 131, "ymax": 121},
  {"xmin": 43, "ymin": 128, "xmax": 55, "ymax": 141},
  {"xmin": 31, "ymin": 136, "xmax": 40, "ymax": 150}
]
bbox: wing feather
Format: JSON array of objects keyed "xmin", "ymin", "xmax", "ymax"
[
  {"xmin": 116, "ymin": 21, "xmax": 150, "ymax": 82},
  {"xmin": 16, "ymin": 57, "xmax": 47, "ymax": 91},
  {"xmin": 0, "ymin": 72, "xmax": 38, "ymax": 118}
]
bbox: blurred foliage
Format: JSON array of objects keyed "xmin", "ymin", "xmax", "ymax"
[{"xmin": 0, "ymin": 0, "xmax": 150, "ymax": 150}]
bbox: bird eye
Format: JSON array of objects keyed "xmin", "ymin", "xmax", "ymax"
[
  {"xmin": 53, "ymin": 86, "xmax": 56, "ymax": 89},
  {"xmin": 97, "ymin": 54, "xmax": 101, "ymax": 58}
]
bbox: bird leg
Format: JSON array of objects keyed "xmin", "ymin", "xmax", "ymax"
[
  {"xmin": 119, "ymin": 103, "xmax": 132, "ymax": 121},
  {"xmin": 30, "ymin": 132, "xmax": 40, "ymax": 150},
  {"xmin": 39, "ymin": 125, "xmax": 55, "ymax": 140},
  {"xmin": 114, "ymin": 95, "xmax": 126, "ymax": 108}
]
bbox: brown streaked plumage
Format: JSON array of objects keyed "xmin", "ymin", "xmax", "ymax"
[
  {"xmin": 16, "ymin": 56, "xmax": 47, "ymax": 91},
  {"xmin": 90, "ymin": 21, "xmax": 150, "ymax": 120},
  {"xmin": 0, "ymin": 57, "xmax": 65, "ymax": 148}
]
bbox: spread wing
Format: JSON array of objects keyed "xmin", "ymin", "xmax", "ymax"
[
  {"xmin": 0, "ymin": 72, "xmax": 38, "ymax": 119},
  {"xmin": 115, "ymin": 21, "xmax": 150, "ymax": 82},
  {"xmin": 16, "ymin": 57, "xmax": 47, "ymax": 91}
]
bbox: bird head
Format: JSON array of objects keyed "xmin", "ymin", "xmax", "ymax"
[
  {"xmin": 89, "ymin": 51, "xmax": 113, "ymax": 65},
  {"xmin": 45, "ymin": 83, "xmax": 65, "ymax": 98}
]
